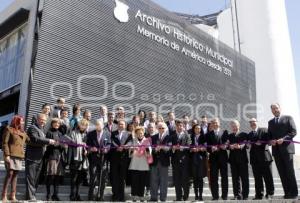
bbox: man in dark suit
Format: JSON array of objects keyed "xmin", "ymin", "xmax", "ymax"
[
  {"xmin": 200, "ymin": 115, "xmax": 208, "ymax": 135},
  {"xmin": 206, "ymin": 118, "xmax": 229, "ymax": 200},
  {"xmin": 268, "ymin": 103, "xmax": 298, "ymax": 199},
  {"xmin": 86, "ymin": 120, "xmax": 111, "ymax": 201},
  {"xmin": 248, "ymin": 118, "xmax": 274, "ymax": 200},
  {"xmin": 150, "ymin": 122, "xmax": 172, "ymax": 202},
  {"xmin": 104, "ymin": 112, "xmax": 118, "ymax": 134},
  {"xmin": 25, "ymin": 113, "xmax": 56, "ymax": 200},
  {"xmin": 103, "ymin": 112, "xmax": 117, "ymax": 187},
  {"xmin": 166, "ymin": 111, "xmax": 176, "ymax": 133},
  {"xmin": 110, "ymin": 120, "xmax": 132, "ymax": 201},
  {"xmin": 171, "ymin": 120, "xmax": 191, "ymax": 201},
  {"xmin": 228, "ymin": 120, "xmax": 249, "ymax": 200}
]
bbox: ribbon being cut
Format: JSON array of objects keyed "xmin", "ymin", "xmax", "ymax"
[{"xmin": 57, "ymin": 135, "xmax": 298, "ymax": 151}]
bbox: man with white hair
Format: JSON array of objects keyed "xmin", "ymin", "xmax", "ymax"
[
  {"xmin": 146, "ymin": 123, "xmax": 157, "ymax": 137},
  {"xmin": 228, "ymin": 120, "xmax": 249, "ymax": 200},
  {"xmin": 248, "ymin": 118, "xmax": 274, "ymax": 200},
  {"xmin": 98, "ymin": 105, "xmax": 108, "ymax": 124},
  {"xmin": 206, "ymin": 118, "xmax": 229, "ymax": 201},
  {"xmin": 86, "ymin": 120, "xmax": 111, "ymax": 201},
  {"xmin": 114, "ymin": 106, "xmax": 126, "ymax": 124},
  {"xmin": 150, "ymin": 122, "xmax": 172, "ymax": 202}
]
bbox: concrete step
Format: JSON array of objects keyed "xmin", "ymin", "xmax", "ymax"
[
  {"xmin": 0, "ymin": 173, "xmax": 295, "ymax": 185},
  {"xmin": 7, "ymin": 186, "xmax": 298, "ymax": 202},
  {"xmin": 1, "ymin": 183, "xmax": 299, "ymax": 199},
  {"xmin": 11, "ymin": 194, "xmax": 299, "ymax": 202},
  {"xmin": 2, "ymin": 183, "xmax": 297, "ymax": 193}
]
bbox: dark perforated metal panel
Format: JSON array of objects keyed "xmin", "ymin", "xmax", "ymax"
[{"xmin": 27, "ymin": 0, "xmax": 256, "ymax": 130}]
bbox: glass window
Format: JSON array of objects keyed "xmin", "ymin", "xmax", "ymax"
[{"xmin": 0, "ymin": 23, "xmax": 27, "ymax": 91}]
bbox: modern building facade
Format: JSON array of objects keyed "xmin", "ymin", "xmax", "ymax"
[{"xmin": 0, "ymin": 0, "xmax": 256, "ymax": 130}]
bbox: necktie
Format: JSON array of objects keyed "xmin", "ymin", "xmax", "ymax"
[
  {"xmin": 275, "ymin": 117, "xmax": 279, "ymax": 124},
  {"xmin": 195, "ymin": 135, "xmax": 199, "ymax": 146},
  {"xmin": 98, "ymin": 133, "xmax": 102, "ymax": 146},
  {"xmin": 119, "ymin": 132, "xmax": 122, "ymax": 141}
]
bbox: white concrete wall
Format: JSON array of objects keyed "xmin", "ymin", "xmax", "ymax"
[{"xmin": 217, "ymin": 0, "xmax": 300, "ymax": 150}]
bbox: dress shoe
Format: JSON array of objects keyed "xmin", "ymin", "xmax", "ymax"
[
  {"xmin": 70, "ymin": 195, "xmax": 76, "ymax": 201},
  {"xmin": 231, "ymin": 196, "xmax": 242, "ymax": 200},
  {"xmin": 96, "ymin": 196, "xmax": 104, "ymax": 201},
  {"xmin": 265, "ymin": 194, "xmax": 273, "ymax": 200},
  {"xmin": 285, "ymin": 195, "xmax": 298, "ymax": 200},
  {"xmin": 52, "ymin": 195, "xmax": 60, "ymax": 201},
  {"xmin": 46, "ymin": 194, "xmax": 50, "ymax": 201},
  {"xmin": 76, "ymin": 194, "xmax": 82, "ymax": 201}
]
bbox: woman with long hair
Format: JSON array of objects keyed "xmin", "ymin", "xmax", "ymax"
[{"xmin": 1, "ymin": 115, "xmax": 29, "ymax": 201}]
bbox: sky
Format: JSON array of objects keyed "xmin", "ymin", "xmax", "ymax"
[{"xmin": 0, "ymin": 0, "xmax": 299, "ymax": 104}]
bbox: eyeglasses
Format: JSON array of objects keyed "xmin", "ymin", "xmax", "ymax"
[{"xmin": 158, "ymin": 127, "xmax": 165, "ymax": 129}]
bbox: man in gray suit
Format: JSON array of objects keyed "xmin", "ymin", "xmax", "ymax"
[
  {"xmin": 25, "ymin": 113, "xmax": 56, "ymax": 200},
  {"xmin": 268, "ymin": 103, "xmax": 298, "ymax": 199}
]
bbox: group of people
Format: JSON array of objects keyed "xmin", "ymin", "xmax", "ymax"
[{"xmin": 1, "ymin": 97, "xmax": 298, "ymax": 202}]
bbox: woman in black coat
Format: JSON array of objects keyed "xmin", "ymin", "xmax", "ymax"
[
  {"xmin": 190, "ymin": 124, "xmax": 207, "ymax": 201},
  {"xmin": 44, "ymin": 118, "xmax": 66, "ymax": 201}
]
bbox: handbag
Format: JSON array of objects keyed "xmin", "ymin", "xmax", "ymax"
[{"xmin": 147, "ymin": 154, "xmax": 153, "ymax": 164}]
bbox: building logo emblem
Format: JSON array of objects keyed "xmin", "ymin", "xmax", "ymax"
[{"xmin": 114, "ymin": 0, "xmax": 129, "ymax": 23}]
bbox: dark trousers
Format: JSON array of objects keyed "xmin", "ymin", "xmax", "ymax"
[
  {"xmin": 46, "ymin": 175, "xmax": 60, "ymax": 197},
  {"xmin": 70, "ymin": 169, "xmax": 85, "ymax": 199},
  {"xmin": 230, "ymin": 162, "xmax": 249, "ymax": 199},
  {"xmin": 274, "ymin": 153, "xmax": 298, "ymax": 197},
  {"xmin": 88, "ymin": 160, "xmax": 107, "ymax": 200},
  {"xmin": 145, "ymin": 171, "xmax": 150, "ymax": 189},
  {"xmin": 131, "ymin": 170, "xmax": 147, "ymax": 197},
  {"xmin": 210, "ymin": 159, "xmax": 228, "ymax": 199},
  {"xmin": 25, "ymin": 159, "xmax": 43, "ymax": 200},
  {"xmin": 173, "ymin": 162, "xmax": 190, "ymax": 201},
  {"xmin": 111, "ymin": 159, "xmax": 127, "ymax": 201},
  {"xmin": 192, "ymin": 163, "xmax": 204, "ymax": 199},
  {"xmin": 252, "ymin": 162, "xmax": 274, "ymax": 198}
]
